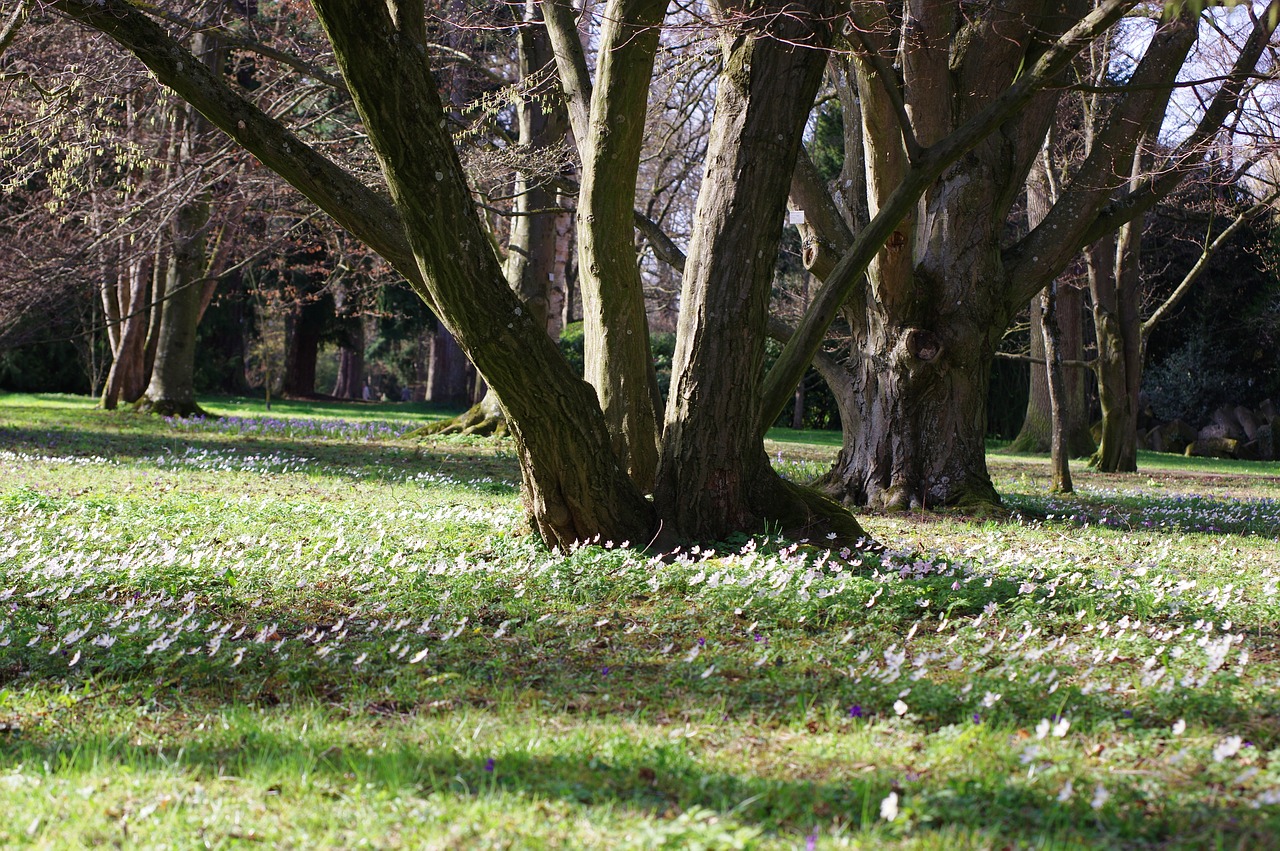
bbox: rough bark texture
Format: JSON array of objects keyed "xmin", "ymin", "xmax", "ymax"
[
  {"xmin": 311, "ymin": 0, "xmax": 654, "ymax": 549},
  {"xmin": 656, "ymin": 0, "xmax": 866, "ymax": 544},
  {"xmin": 794, "ymin": 3, "xmax": 1205, "ymax": 509},
  {"xmin": 548, "ymin": 0, "xmax": 666, "ymax": 491}
]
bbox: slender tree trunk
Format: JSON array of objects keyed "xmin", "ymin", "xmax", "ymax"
[
  {"xmin": 505, "ymin": 1, "xmax": 571, "ymax": 338},
  {"xmin": 547, "ymin": 0, "xmax": 666, "ymax": 491},
  {"xmin": 1042, "ymin": 282, "xmax": 1073, "ymax": 492},
  {"xmin": 1012, "ymin": 147, "xmax": 1094, "ymax": 457}
]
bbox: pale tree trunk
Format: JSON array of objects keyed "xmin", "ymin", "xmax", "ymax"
[
  {"xmin": 504, "ymin": 2, "xmax": 569, "ymax": 337},
  {"xmin": 312, "ymin": 0, "xmax": 655, "ymax": 548},
  {"xmin": 655, "ymin": 0, "xmax": 866, "ymax": 544},
  {"xmin": 138, "ymin": 24, "xmax": 222, "ymax": 417},
  {"xmin": 100, "ymin": 245, "xmax": 152, "ymax": 409},
  {"xmin": 545, "ymin": 0, "xmax": 664, "ymax": 491}
]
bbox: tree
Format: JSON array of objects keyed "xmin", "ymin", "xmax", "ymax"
[
  {"xmin": 55, "ymin": 0, "xmax": 1271, "ymax": 547},
  {"xmin": 771, "ymin": 0, "xmax": 1278, "ymax": 509}
]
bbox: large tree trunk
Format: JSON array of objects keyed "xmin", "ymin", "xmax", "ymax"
[
  {"xmin": 822, "ymin": 302, "xmax": 1006, "ymax": 510},
  {"xmin": 332, "ymin": 318, "xmax": 364, "ymax": 399},
  {"xmin": 425, "ymin": 325, "xmax": 473, "ymax": 405},
  {"xmin": 282, "ymin": 297, "xmax": 326, "ymax": 397},
  {"xmin": 803, "ymin": 3, "xmax": 1203, "ymax": 509},
  {"xmin": 655, "ymin": 0, "xmax": 866, "ymax": 544}
]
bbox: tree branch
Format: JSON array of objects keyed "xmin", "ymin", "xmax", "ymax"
[
  {"xmin": 50, "ymin": 0, "xmax": 437, "ymax": 315},
  {"xmin": 759, "ymin": 0, "xmax": 1139, "ymax": 429}
]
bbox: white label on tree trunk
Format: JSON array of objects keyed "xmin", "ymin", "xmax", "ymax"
[{"xmin": 787, "ymin": 210, "xmax": 806, "ymax": 225}]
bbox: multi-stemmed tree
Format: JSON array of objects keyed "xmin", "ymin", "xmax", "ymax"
[{"xmin": 48, "ymin": 0, "xmax": 1279, "ymax": 548}]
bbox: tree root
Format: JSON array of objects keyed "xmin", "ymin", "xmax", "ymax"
[
  {"xmin": 759, "ymin": 473, "xmax": 880, "ymax": 552},
  {"xmin": 405, "ymin": 399, "xmax": 507, "ymax": 439},
  {"xmin": 131, "ymin": 398, "xmax": 212, "ymax": 419}
]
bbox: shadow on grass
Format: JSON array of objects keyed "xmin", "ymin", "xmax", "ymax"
[
  {"xmin": 0, "ymin": 706, "xmax": 1275, "ymax": 848},
  {"xmin": 0, "ymin": 422, "xmax": 521, "ymax": 491}
]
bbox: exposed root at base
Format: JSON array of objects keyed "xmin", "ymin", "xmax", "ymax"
[
  {"xmin": 761, "ymin": 475, "xmax": 880, "ymax": 552},
  {"xmin": 406, "ymin": 401, "xmax": 508, "ymax": 439},
  {"xmin": 131, "ymin": 398, "xmax": 212, "ymax": 419}
]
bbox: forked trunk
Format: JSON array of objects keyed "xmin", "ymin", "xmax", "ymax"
[
  {"xmin": 313, "ymin": 0, "xmax": 655, "ymax": 549},
  {"xmin": 101, "ymin": 251, "xmax": 152, "ymax": 409}
]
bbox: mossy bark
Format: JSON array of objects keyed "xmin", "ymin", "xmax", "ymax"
[{"xmin": 312, "ymin": 0, "xmax": 655, "ymax": 549}]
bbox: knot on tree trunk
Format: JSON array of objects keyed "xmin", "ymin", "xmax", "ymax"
[{"xmin": 901, "ymin": 328, "xmax": 943, "ymax": 363}]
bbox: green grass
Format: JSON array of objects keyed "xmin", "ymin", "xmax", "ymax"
[{"xmin": 1, "ymin": 394, "xmax": 1279, "ymax": 848}]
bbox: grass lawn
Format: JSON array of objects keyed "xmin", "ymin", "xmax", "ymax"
[{"xmin": 1, "ymin": 392, "xmax": 1278, "ymax": 848}]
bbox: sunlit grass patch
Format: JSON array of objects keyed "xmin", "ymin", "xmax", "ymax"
[{"xmin": 1, "ymin": 396, "xmax": 1278, "ymax": 848}]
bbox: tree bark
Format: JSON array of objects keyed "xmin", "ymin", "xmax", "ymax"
[
  {"xmin": 545, "ymin": 0, "xmax": 665, "ymax": 491},
  {"xmin": 1041, "ymin": 282, "xmax": 1073, "ymax": 493},
  {"xmin": 100, "ymin": 247, "xmax": 152, "ymax": 409},
  {"xmin": 310, "ymin": 0, "xmax": 655, "ymax": 548},
  {"xmin": 332, "ymin": 343, "xmax": 364, "ymax": 399},
  {"xmin": 1012, "ymin": 145, "xmax": 1094, "ymax": 456},
  {"xmin": 655, "ymin": 0, "xmax": 866, "ymax": 544},
  {"xmin": 425, "ymin": 324, "xmax": 474, "ymax": 405},
  {"xmin": 136, "ymin": 22, "xmax": 225, "ymax": 417},
  {"xmin": 138, "ymin": 201, "xmax": 210, "ymax": 417},
  {"xmin": 282, "ymin": 297, "xmax": 326, "ymax": 398}
]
